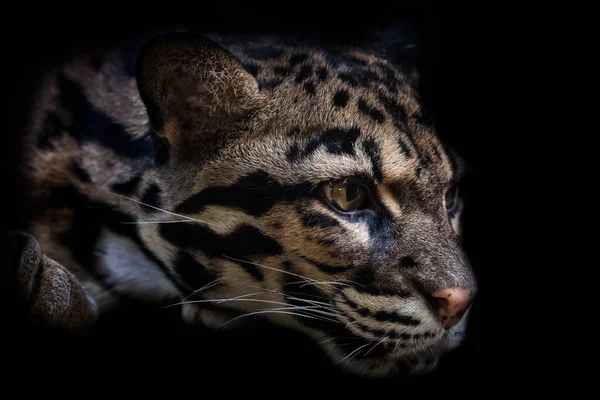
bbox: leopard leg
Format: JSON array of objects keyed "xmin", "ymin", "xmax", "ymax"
[{"xmin": 1, "ymin": 230, "xmax": 98, "ymax": 331}]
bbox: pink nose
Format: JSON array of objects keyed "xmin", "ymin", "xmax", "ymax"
[{"xmin": 431, "ymin": 288, "xmax": 472, "ymax": 329}]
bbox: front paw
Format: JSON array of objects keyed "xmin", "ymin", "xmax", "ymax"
[{"xmin": 1, "ymin": 230, "xmax": 98, "ymax": 331}]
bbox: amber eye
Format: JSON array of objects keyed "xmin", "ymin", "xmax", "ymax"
[
  {"xmin": 322, "ymin": 181, "xmax": 368, "ymax": 212},
  {"xmin": 445, "ymin": 185, "xmax": 459, "ymax": 213}
]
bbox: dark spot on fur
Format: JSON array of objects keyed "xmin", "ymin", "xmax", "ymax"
[
  {"xmin": 259, "ymin": 79, "xmax": 284, "ymax": 90},
  {"xmin": 160, "ymin": 223, "xmax": 282, "ymax": 262},
  {"xmin": 175, "ymin": 170, "xmax": 312, "ymax": 217},
  {"xmin": 292, "ymin": 127, "xmax": 361, "ymax": 160},
  {"xmin": 287, "ymin": 143, "xmax": 301, "ymax": 162},
  {"xmin": 316, "ymin": 67, "xmax": 328, "ymax": 82},
  {"xmin": 141, "ymin": 184, "xmax": 161, "ymax": 212},
  {"xmin": 357, "ymin": 98, "xmax": 385, "ymax": 124},
  {"xmin": 304, "ymin": 82, "xmax": 316, "ymax": 96},
  {"xmin": 245, "ymin": 46, "xmax": 284, "ymax": 60},
  {"xmin": 242, "ymin": 63, "xmax": 260, "ymax": 77},
  {"xmin": 376, "ymin": 62, "xmax": 399, "ymax": 93},
  {"xmin": 111, "ymin": 176, "xmax": 142, "ymax": 195},
  {"xmin": 174, "ymin": 251, "xmax": 220, "ymax": 293},
  {"xmin": 271, "ymin": 222, "xmax": 283, "ymax": 229},
  {"xmin": 71, "ymin": 162, "xmax": 91, "ymax": 183},
  {"xmin": 289, "ymin": 53, "xmax": 309, "ymax": 66},
  {"xmin": 398, "ymin": 257, "xmax": 417, "ymax": 268},
  {"xmin": 295, "ymin": 65, "xmax": 313, "ymax": 83},
  {"xmin": 155, "ymin": 136, "xmax": 170, "ymax": 166},
  {"xmin": 398, "ymin": 138, "xmax": 412, "ymax": 157},
  {"xmin": 362, "ymin": 139, "xmax": 384, "ymax": 182},
  {"xmin": 354, "ymin": 69, "xmax": 380, "ymax": 88},
  {"xmin": 338, "ymin": 72, "xmax": 358, "ymax": 87},
  {"xmin": 378, "ymin": 91, "xmax": 408, "ymax": 122},
  {"xmin": 274, "ymin": 66, "xmax": 292, "ymax": 76},
  {"xmin": 333, "ymin": 90, "xmax": 349, "ymax": 107}
]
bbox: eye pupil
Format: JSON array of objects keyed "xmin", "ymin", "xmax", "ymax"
[{"xmin": 323, "ymin": 181, "xmax": 368, "ymax": 212}]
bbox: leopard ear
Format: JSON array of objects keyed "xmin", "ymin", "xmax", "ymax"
[{"xmin": 136, "ymin": 32, "xmax": 265, "ymax": 146}]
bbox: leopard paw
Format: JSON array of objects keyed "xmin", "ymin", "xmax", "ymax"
[{"xmin": 1, "ymin": 230, "xmax": 98, "ymax": 331}]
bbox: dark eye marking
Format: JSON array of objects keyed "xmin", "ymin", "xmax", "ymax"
[{"xmin": 175, "ymin": 170, "xmax": 312, "ymax": 217}]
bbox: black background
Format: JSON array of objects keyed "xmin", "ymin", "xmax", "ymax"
[{"xmin": 2, "ymin": 4, "xmax": 502, "ymax": 390}]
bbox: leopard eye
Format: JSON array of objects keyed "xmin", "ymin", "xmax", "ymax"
[
  {"xmin": 322, "ymin": 180, "xmax": 368, "ymax": 212},
  {"xmin": 445, "ymin": 185, "xmax": 459, "ymax": 213}
]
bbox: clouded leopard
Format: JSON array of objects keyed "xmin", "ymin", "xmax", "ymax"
[{"xmin": 2, "ymin": 29, "xmax": 477, "ymax": 377}]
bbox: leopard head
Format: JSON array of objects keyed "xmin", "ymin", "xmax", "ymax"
[{"xmin": 135, "ymin": 32, "xmax": 477, "ymax": 377}]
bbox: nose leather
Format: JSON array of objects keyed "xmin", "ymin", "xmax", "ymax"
[{"xmin": 431, "ymin": 288, "xmax": 472, "ymax": 329}]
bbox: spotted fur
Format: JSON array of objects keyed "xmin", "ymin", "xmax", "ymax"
[{"xmin": 9, "ymin": 31, "xmax": 477, "ymax": 377}]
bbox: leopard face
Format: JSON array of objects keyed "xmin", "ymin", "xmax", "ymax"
[{"xmin": 131, "ymin": 33, "xmax": 477, "ymax": 376}]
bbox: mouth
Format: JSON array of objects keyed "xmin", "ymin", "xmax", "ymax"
[{"xmin": 320, "ymin": 328, "xmax": 457, "ymax": 377}]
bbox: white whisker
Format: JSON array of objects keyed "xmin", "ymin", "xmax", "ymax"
[
  {"xmin": 107, "ymin": 192, "xmax": 220, "ymax": 228},
  {"xmin": 118, "ymin": 220, "xmax": 190, "ymax": 224},
  {"xmin": 345, "ymin": 320, "xmax": 359, "ymax": 329},
  {"xmin": 243, "ymin": 285, "xmax": 341, "ymax": 312},
  {"xmin": 222, "ymin": 255, "xmax": 320, "ymax": 284},
  {"xmin": 180, "ymin": 278, "xmax": 222, "ymax": 302},
  {"xmin": 364, "ymin": 336, "xmax": 389, "ymax": 356},
  {"xmin": 161, "ymin": 291, "xmax": 265, "ymax": 309},
  {"xmin": 298, "ymin": 281, "xmax": 351, "ymax": 288},
  {"xmin": 336, "ymin": 342, "xmax": 371, "ymax": 366},
  {"xmin": 219, "ymin": 308, "xmax": 338, "ymax": 328},
  {"xmin": 318, "ymin": 336, "xmax": 338, "ymax": 345}
]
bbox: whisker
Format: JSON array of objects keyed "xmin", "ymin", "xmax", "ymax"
[
  {"xmin": 318, "ymin": 336, "xmax": 338, "ymax": 345},
  {"xmin": 161, "ymin": 291, "xmax": 267, "ymax": 309},
  {"xmin": 180, "ymin": 278, "xmax": 222, "ymax": 302},
  {"xmin": 345, "ymin": 320, "xmax": 359, "ymax": 329},
  {"xmin": 345, "ymin": 347, "xmax": 366, "ymax": 368},
  {"xmin": 243, "ymin": 285, "xmax": 341, "ymax": 312},
  {"xmin": 336, "ymin": 342, "xmax": 371, "ymax": 366},
  {"xmin": 364, "ymin": 336, "xmax": 389, "ymax": 356},
  {"xmin": 297, "ymin": 281, "xmax": 351, "ymax": 289},
  {"xmin": 107, "ymin": 192, "xmax": 220, "ymax": 228},
  {"xmin": 222, "ymin": 255, "xmax": 322, "ymax": 284},
  {"xmin": 117, "ymin": 220, "xmax": 190, "ymax": 224},
  {"xmin": 177, "ymin": 298, "xmax": 340, "ymax": 319},
  {"xmin": 220, "ymin": 308, "xmax": 338, "ymax": 328},
  {"xmin": 282, "ymin": 290, "xmax": 333, "ymax": 302}
]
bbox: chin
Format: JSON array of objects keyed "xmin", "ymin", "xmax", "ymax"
[{"xmin": 318, "ymin": 313, "xmax": 471, "ymax": 378}]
